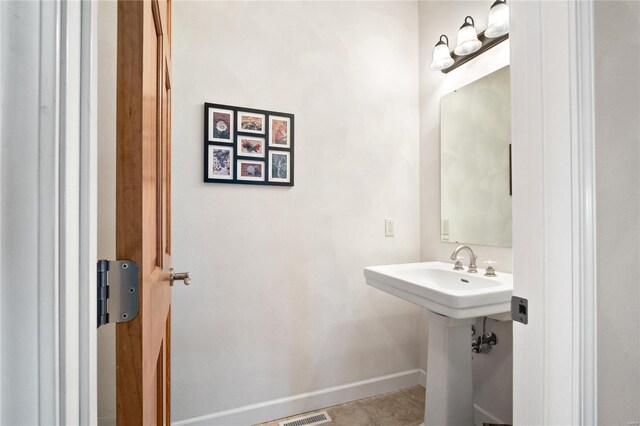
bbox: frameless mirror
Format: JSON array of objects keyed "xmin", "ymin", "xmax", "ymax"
[{"xmin": 440, "ymin": 66, "xmax": 511, "ymax": 248}]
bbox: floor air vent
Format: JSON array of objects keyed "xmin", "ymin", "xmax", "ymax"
[{"xmin": 279, "ymin": 411, "xmax": 332, "ymax": 426}]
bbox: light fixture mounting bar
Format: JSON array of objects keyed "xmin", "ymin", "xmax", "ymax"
[{"xmin": 441, "ymin": 31, "xmax": 509, "ymax": 74}]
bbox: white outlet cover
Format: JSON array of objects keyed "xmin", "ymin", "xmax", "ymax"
[{"xmin": 385, "ymin": 219, "xmax": 394, "ymax": 237}]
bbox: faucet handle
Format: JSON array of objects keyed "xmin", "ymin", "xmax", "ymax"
[
  {"xmin": 483, "ymin": 261, "xmax": 497, "ymax": 277},
  {"xmin": 453, "ymin": 256, "xmax": 465, "ymax": 270}
]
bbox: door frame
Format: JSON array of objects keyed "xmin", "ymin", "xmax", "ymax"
[
  {"xmin": 1, "ymin": 0, "xmax": 598, "ymax": 424},
  {"xmin": 0, "ymin": 0, "xmax": 98, "ymax": 424},
  {"xmin": 511, "ymin": 0, "xmax": 597, "ymax": 424}
]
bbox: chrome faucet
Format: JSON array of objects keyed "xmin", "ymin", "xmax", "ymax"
[{"xmin": 450, "ymin": 245, "xmax": 478, "ymax": 273}]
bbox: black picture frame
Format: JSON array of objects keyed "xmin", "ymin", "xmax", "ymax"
[{"xmin": 204, "ymin": 102, "xmax": 295, "ymax": 187}]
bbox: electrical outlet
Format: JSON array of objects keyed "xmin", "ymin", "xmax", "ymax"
[{"xmin": 385, "ymin": 219, "xmax": 394, "ymax": 237}]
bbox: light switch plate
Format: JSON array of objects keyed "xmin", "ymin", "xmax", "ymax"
[
  {"xmin": 442, "ymin": 218, "xmax": 450, "ymax": 236},
  {"xmin": 385, "ymin": 219, "xmax": 394, "ymax": 237}
]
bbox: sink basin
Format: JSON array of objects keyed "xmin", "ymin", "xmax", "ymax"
[{"xmin": 364, "ymin": 261, "xmax": 513, "ymax": 319}]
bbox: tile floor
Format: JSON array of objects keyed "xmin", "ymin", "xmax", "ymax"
[{"xmin": 254, "ymin": 385, "xmax": 425, "ymax": 426}]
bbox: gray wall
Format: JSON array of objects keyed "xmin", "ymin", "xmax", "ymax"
[
  {"xmin": 594, "ymin": 1, "xmax": 640, "ymax": 424},
  {"xmin": 418, "ymin": 1, "xmax": 513, "ymax": 423}
]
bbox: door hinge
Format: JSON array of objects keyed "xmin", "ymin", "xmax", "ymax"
[
  {"xmin": 97, "ymin": 259, "xmax": 139, "ymax": 328},
  {"xmin": 511, "ymin": 296, "xmax": 528, "ymax": 324}
]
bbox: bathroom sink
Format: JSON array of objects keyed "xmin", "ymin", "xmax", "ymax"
[{"xmin": 364, "ymin": 261, "xmax": 513, "ymax": 319}]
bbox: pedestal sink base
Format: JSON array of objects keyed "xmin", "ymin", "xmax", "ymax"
[
  {"xmin": 363, "ymin": 262, "xmax": 513, "ymax": 426},
  {"xmin": 423, "ymin": 310, "xmax": 475, "ymax": 426}
]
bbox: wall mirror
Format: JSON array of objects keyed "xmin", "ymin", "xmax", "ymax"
[{"xmin": 440, "ymin": 66, "xmax": 511, "ymax": 248}]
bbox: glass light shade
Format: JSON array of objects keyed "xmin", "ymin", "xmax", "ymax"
[
  {"xmin": 429, "ymin": 42, "xmax": 454, "ymax": 71},
  {"xmin": 454, "ymin": 23, "xmax": 482, "ymax": 56},
  {"xmin": 485, "ymin": 0, "xmax": 509, "ymax": 38}
]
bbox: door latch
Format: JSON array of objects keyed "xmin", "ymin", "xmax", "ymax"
[
  {"xmin": 97, "ymin": 259, "xmax": 139, "ymax": 328},
  {"xmin": 511, "ymin": 296, "xmax": 528, "ymax": 324},
  {"xmin": 169, "ymin": 268, "xmax": 191, "ymax": 286}
]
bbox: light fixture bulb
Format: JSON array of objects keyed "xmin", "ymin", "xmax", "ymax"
[
  {"xmin": 429, "ymin": 34, "xmax": 454, "ymax": 71},
  {"xmin": 486, "ymin": 0, "xmax": 509, "ymax": 38},
  {"xmin": 454, "ymin": 16, "xmax": 482, "ymax": 56}
]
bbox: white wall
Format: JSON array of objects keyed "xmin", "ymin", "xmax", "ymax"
[
  {"xmin": 594, "ymin": 1, "xmax": 640, "ymax": 424},
  {"xmin": 97, "ymin": 1, "xmax": 422, "ymax": 423},
  {"xmin": 170, "ymin": 1, "xmax": 421, "ymax": 421},
  {"xmin": 418, "ymin": 2, "xmax": 512, "ymax": 423}
]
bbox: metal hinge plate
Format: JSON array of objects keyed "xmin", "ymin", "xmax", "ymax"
[{"xmin": 97, "ymin": 259, "xmax": 139, "ymax": 328}]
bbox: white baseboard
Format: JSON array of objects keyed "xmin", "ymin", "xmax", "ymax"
[
  {"xmin": 474, "ymin": 403, "xmax": 507, "ymax": 426},
  {"xmin": 172, "ymin": 369, "xmax": 425, "ymax": 426},
  {"xmin": 99, "ymin": 370, "xmax": 509, "ymax": 426}
]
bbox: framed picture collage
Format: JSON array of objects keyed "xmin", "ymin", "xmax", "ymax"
[{"xmin": 204, "ymin": 102, "xmax": 295, "ymax": 187}]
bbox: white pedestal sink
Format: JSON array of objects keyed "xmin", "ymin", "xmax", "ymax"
[{"xmin": 364, "ymin": 262, "xmax": 513, "ymax": 426}]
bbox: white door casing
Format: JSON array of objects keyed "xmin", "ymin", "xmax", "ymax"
[
  {"xmin": 0, "ymin": 0, "xmax": 98, "ymax": 424},
  {"xmin": 511, "ymin": 1, "xmax": 596, "ymax": 424}
]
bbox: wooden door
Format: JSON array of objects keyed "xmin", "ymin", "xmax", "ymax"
[{"xmin": 116, "ymin": 0, "xmax": 173, "ymax": 424}]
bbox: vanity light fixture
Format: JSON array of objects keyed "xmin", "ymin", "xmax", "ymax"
[
  {"xmin": 428, "ymin": 1, "xmax": 509, "ymax": 74},
  {"xmin": 485, "ymin": 0, "xmax": 510, "ymax": 38},
  {"xmin": 429, "ymin": 35, "xmax": 454, "ymax": 71},
  {"xmin": 454, "ymin": 16, "xmax": 482, "ymax": 56}
]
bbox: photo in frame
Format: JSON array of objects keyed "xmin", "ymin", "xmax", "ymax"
[
  {"xmin": 207, "ymin": 107, "xmax": 234, "ymax": 143},
  {"xmin": 204, "ymin": 102, "xmax": 294, "ymax": 186},
  {"xmin": 269, "ymin": 115, "xmax": 291, "ymax": 148},
  {"xmin": 207, "ymin": 145, "xmax": 234, "ymax": 180},
  {"xmin": 237, "ymin": 159, "xmax": 265, "ymax": 182},
  {"xmin": 237, "ymin": 111, "xmax": 265, "ymax": 134},
  {"xmin": 238, "ymin": 136, "xmax": 265, "ymax": 158},
  {"xmin": 268, "ymin": 150, "xmax": 290, "ymax": 183}
]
